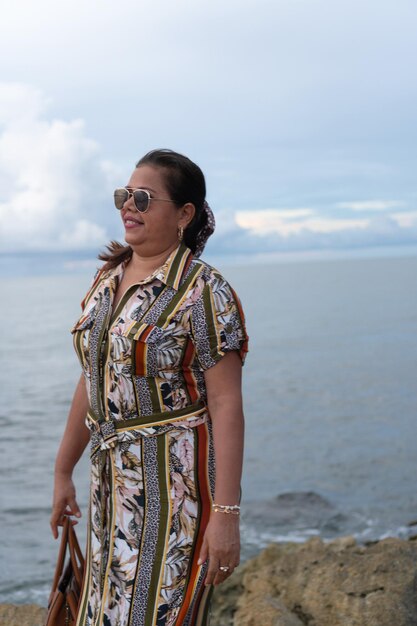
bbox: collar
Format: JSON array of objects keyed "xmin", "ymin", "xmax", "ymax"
[
  {"xmin": 110, "ymin": 242, "xmax": 194, "ymax": 292},
  {"xmin": 161, "ymin": 242, "xmax": 194, "ymax": 290}
]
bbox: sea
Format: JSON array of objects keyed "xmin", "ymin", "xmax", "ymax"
[{"xmin": 0, "ymin": 247, "xmax": 416, "ymax": 606}]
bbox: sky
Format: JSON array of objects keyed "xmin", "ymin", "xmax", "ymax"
[{"xmin": 0, "ymin": 0, "xmax": 416, "ymax": 259}]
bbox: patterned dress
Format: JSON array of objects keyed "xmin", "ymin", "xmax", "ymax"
[{"xmin": 72, "ymin": 242, "xmax": 248, "ymax": 626}]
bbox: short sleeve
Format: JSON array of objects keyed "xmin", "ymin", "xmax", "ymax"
[
  {"xmin": 80, "ymin": 268, "xmax": 103, "ymax": 311},
  {"xmin": 190, "ymin": 270, "xmax": 249, "ymax": 371}
]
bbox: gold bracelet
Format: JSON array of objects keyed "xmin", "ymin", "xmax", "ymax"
[
  {"xmin": 212, "ymin": 502, "xmax": 240, "ymax": 509},
  {"xmin": 212, "ymin": 503, "xmax": 241, "ymax": 515}
]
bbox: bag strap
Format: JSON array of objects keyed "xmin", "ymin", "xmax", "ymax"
[
  {"xmin": 48, "ymin": 516, "xmax": 70, "ymax": 605},
  {"xmin": 68, "ymin": 518, "xmax": 85, "ymax": 589}
]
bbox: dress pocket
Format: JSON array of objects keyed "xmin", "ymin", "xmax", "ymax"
[
  {"xmin": 70, "ymin": 312, "xmax": 95, "ymax": 334},
  {"xmin": 70, "ymin": 307, "xmax": 99, "ymax": 373},
  {"xmin": 131, "ymin": 323, "xmax": 187, "ymax": 377},
  {"xmin": 70, "ymin": 298, "xmax": 101, "ymax": 334}
]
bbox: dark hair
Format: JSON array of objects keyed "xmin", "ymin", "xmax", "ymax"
[{"xmin": 98, "ymin": 149, "xmax": 208, "ymax": 269}]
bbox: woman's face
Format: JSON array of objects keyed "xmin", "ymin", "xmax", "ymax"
[{"xmin": 121, "ymin": 165, "xmax": 191, "ymax": 256}]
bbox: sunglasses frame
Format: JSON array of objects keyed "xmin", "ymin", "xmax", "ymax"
[{"xmin": 114, "ymin": 187, "xmax": 176, "ymax": 213}]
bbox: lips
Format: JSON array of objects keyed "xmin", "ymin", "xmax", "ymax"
[{"xmin": 123, "ymin": 214, "xmax": 144, "ymax": 228}]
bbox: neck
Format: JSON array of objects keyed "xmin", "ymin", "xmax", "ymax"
[{"xmin": 128, "ymin": 241, "xmax": 180, "ymax": 276}]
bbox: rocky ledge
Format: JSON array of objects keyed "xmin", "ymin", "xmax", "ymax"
[
  {"xmin": 0, "ymin": 603, "xmax": 46, "ymax": 626},
  {"xmin": 2, "ymin": 535, "xmax": 417, "ymax": 626},
  {"xmin": 211, "ymin": 534, "xmax": 417, "ymax": 626}
]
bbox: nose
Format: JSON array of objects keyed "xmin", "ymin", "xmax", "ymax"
[{"xmin": 121, "ymin": 191, "xmax": 136, "ymax": 213}]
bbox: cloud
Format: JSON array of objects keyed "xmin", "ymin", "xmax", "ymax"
[
  {"xmin": 0, "ymin": 83, "xmax": 48, "ymax": 127},
  {"xmin": 234, "ymin": 205, "xmax": 417, "ymax": 239},
  {"xmin": 336, "ymin": 200, "xmax": 406, "ymax": 211},
  {"xmin": 391, "ymin": 211, "xmax": 417, "ymax": 228},
  {"xmin": 1, "ymin": 81, "xmax": 416, "ymax": 258},
  {"xmin": 0, "ymin": 83, "xmax": 120, "ymax": 252},
  {"xmin": 208, "ymin": 205, "xmax": 417, "ymax": 257},
  {"xmin": 0, "ymin": 0, "xmax": 415, "ymax": 262},
  {"xmin": 235, "ymin": 209, "xmax": 369, "ymax": 236}
]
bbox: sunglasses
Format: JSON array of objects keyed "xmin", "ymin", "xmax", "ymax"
[{"xmin": 113, "ymin": 187, "xmax": 176, "ymax": 213}]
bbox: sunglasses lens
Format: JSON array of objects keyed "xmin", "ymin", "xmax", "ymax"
[
  {"xmin": 133, "ymin": 189, "xmax": 149, "ymax": 213},
  {"xmin": 114, "ymin": 189, "xmax": 128, "ymax": 210}
]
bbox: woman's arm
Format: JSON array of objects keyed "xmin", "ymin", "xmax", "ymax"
[
  {"xmin": 50, "ymin": 373, "xmax": 91, "ymax": 538},
  {"xmin": 206, "ymin": 351, "xmax": 244, "ymax": 505},
  {"xmin": 197, "ymin": 351, "xmax": 245, "ymax": 586}
]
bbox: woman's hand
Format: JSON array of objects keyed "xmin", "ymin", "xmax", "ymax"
[
  {"xmin": 50, "ymin": 473, "xmax": 82, "ymax": 539},
  {"xmin": 198, "ymin": 513, "xmax": 240, "ymax": 586}
]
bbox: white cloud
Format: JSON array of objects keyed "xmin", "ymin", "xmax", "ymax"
[
  {"xmin": 0, "ymin": 83, "xmax": 48, "ymax": 127},
  {"xmin": 391, "ymin": 211, "xmax": 417, "ymax": 228},
  {"xmin": 235, "ymin": 208, "xmax": 368, "ymax": 236},
  {"xmin": 208, "ymin": 205, "xmax": 417, "ymax": 257},
  {"xmin": 233, "ymin": 205, "xmax": 417, "ymax": 243},
  {"xmin": 58, "ymin": 219, "xmax": 107, "ymax": 248},
  {"xmin": 1, "ymin": 80, "xmax": 416, "ymax": 257},
  {"xmin": 336, "ymin": 200, "xmax": 406, "ymax": 211},
  {"xmin": 0, "ymin": 0, "xmax": 415, "ymax": 260},
  {"xmin": 0, "ymin": 83, "xmax": 120, "ymax": 251}
]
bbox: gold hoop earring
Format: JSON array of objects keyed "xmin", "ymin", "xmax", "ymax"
[{"xmin": 178, "ymin": 225, "xmax": 184, "ymax": 241}]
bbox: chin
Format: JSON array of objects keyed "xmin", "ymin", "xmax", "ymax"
[{"xmin": 124, "ymin": 231, "xmax": 144, "ymax": 246}]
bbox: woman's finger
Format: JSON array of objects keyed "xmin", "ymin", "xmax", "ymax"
[
  {"xmin": 204, "ymin": 555, "xmax": 235, "ymax": 586},
  {"xmin": 50, "ymin": 510, "xmax": 65, "ymax": 539},
  {"xmin": 211, "ymin": 551, "xmax": 240, "ymax": 586},
  {"xmin": 50, "ymin": 500, "xmax": 79, "ymax": 538},
  {"xmin": 50, "ymin": 519, "xmax": 59, "ymax": 540},
  {"xmin": 67, "ymin": 497, "xmax": 82, "ymax": 519},
  {"xmin": 204, "ymin": 557, "xmax": 219, "ymax": 586},
  {"xmin": 197, "ymin": 537, "xmax": 208, "ymax": 566},
  {"xmin": 213, "ymin": 564, "xmax": 234, "ymax": 586},
  {"xmin": 62, "ymin": 508, "xmax": 80, "ymax": 526}
]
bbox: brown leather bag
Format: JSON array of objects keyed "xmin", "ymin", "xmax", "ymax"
[{"xmin": 45, "ymin": 516, "xmax": 85, "ymax": 626}]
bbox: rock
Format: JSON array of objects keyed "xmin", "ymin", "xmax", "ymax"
[
  {"xmin": 243, "ymin": 491, "xmax": 343, "ymax": 530},
  {"xmin": 211, "ymin": 535, "xmax": 417, "ymax": 626},
  {"xmin": 0, "ymin": 603, "xmax": 47, "ymax": 626},
  {"xmin": 241, "ymin": 491, "xmax": 363, "ymax": 546}
]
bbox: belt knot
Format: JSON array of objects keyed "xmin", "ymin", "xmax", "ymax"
[{"xmin": 93, "ymin": 417, "xmax": 118, "ymax": 451}]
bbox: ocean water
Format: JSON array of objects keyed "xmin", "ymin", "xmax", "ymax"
[{"xmin": 0, "ymin": 252, "xmax": 416, "ymax": 606}]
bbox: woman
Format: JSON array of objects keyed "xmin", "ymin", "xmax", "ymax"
[{"xmin": 50, "ymin": 149, "xmax": 249, "ymax": 626}]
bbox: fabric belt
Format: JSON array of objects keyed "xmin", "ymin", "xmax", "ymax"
[{"xmin": 86, "ymin": 401, "xmax": 208, "ymax": 462}]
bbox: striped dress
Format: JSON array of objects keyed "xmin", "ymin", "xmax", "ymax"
[{"xmin": 71, "ymin": 242, "xmax": 248, "ymax": 626}]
